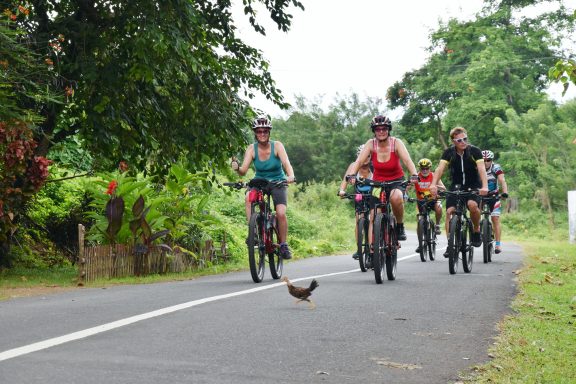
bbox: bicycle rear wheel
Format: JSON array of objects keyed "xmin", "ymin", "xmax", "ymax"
[
  {"xmin": 357, "ymin": 217, "xmax": 370, "ymax": 272},
  {"xmin": 462, "ymin": 221, "xmax": 474, "ymax": 273},
  {"xmin": 372, "ymin": 213, "xmax": 385, "ymax": 284},
  {"xmin": 448, "ymin": 216, "xmax": 460, "ymax": 275},
  {"xmin": 428, "ymin": 220, "xmax": 436, "ymax": 261},
  {"xmin": 267, "ymin": 219, "xmax": 283, "ymax": 279},
  {"xmin": 417, "ymin": 217, "xmax": 427, "ymax": 262},
  {"xmin": 248, "ymin": 214, "xmax": 265, "ymax": 283},
  {"xmin": 385, "ymin": 215, "xmax": 398, "ymax": 281}
]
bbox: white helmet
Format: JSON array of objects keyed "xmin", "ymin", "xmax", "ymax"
[{"xmin": 482, "ymin": 150, "xmax": 494, "ymax": 160}]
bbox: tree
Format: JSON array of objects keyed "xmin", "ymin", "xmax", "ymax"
[
  {"xmin": 0, "ymin": 0, "xmax": 304, "ymax": 265},
  {"xmin": 494, "ymin": 101, "xmax": 576, "ymax": 228},
  {"xmin": 387, "ymin": 1, "xmax": 574, "ymax": 153}
]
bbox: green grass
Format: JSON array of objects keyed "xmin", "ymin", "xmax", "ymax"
[{"xmin": 463, "ymin": 239, "xmax": 576, "ymax": 383}]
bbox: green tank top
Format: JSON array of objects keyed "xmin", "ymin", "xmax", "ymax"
[{"xmin": 254, "ymin": 141, "xmax": 286, "ymax": 181}]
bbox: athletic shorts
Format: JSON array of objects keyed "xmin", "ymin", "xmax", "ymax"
[
  {"xmin": 248, "ymin": 185, "xmax": 287, "ymax": 208},
  {"xmin": 445, "ymin": 193, "xmax": 481, "ymax": 210}
]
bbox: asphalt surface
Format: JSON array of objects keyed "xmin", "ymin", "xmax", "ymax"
[{"xmin": 0, "ymin": 233, "xmax": 523, "ymax": 384}]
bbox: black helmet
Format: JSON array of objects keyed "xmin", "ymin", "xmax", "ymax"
[
  {"xmin": 370, "ymin": 115, "xmax": 392, "ymax": 132},
  {"xmin": 252, "ymin": 117, "xmax": 272, "ymax": 130}
]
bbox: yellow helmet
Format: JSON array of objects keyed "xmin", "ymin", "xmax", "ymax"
[{"xmin": 418, "ymin": 158, "xmax": 432, "ymax": 169}]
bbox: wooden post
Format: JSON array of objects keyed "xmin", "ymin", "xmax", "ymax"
[{"xmin": 77, "ymin": 224, "xmax": 85, "ymax": 286}]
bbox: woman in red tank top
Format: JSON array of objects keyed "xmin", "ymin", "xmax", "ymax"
[{"xmin": 348, "ymin": 115, "xmax": 418, "ymax": 242}]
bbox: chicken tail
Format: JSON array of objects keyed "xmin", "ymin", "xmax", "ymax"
[{"xmin": 308, "ymin": 279, "xmax": 319, "ymax": 292}]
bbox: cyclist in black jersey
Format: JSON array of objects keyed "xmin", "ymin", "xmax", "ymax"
[{"xmin": 429, "ymin": 127, "xmax": 488, "ymax": 256}]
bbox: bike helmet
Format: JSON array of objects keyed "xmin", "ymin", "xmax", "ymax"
[
  {"xmin": 481, "ymin": 150, "xmax": 494, "ymax": 160},
  {"xmin": 370, "ymin": 115, "xmax": 392, "ymax": 132},
  {"xmin": 252, "ymin": 117, "xmax": 272, "ymax": 130},
  {"xmin": 418, "ymin": 158, "xmax": 432, "ymax": 169}
]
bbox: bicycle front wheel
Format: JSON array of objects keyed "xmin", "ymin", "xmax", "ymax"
[
  {"xmin": 248, "ymin": 214, "xmax": 265, "ymax": 283},
  {"xmin": 481, "ymin": 218, "xmax": 491, "ymax": 264},
  {"xmin": 462, "ymin": 221, "xmax": 474, "ymax": 273},
  {"xmin": 385, "ymin": 215, "xmax": 398, "ymax": 281},
  {"xmin": 372, "ymin": 213, "xmax": 385, "ymax": 284},
  {"xmin": 448, "ymin": 216, "xmax": 460, "ymax": 275},
  {"xmin": 428, "ymin": 220, "xmax": 436, "ymax": 261},
  {"xmin": 417, "ymin": 217, "xmax": 427, "ymax": 262},
  {"xmin": 357, "ymin": 217, "xmax": 370, "ymax": 272},
  {"xmin": 267, "ymin": 222, "xmax": 283, "ymax": 279}
]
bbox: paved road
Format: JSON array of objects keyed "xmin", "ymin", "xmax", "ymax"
[{"xmin": 0, "ymin": 234, "xmax": 523, "ymax": 383}]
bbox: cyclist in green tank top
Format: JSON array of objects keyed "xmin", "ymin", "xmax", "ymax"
[{"xmin": 231, "ymin": 116, "xmax": 295, "ymax": 259}]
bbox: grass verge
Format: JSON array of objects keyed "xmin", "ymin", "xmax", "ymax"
[{"xmin": 463, "ymin": 240, "xmax": 576, "ymax": 383}]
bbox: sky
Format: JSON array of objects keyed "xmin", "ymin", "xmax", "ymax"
[{"xmin": 233, "ymin": 0, "xmax": 576, "ymax": 118}]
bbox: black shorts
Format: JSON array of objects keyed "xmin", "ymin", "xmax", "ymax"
[{"xmin": 445, "ymin": 194, "xmax": 481, "ymax": 210}]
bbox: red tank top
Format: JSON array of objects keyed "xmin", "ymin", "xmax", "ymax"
[{"xmin": 372, "ymin": 138, "xmax": 405, "ymax": 181}]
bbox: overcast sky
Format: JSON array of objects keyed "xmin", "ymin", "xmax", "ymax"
[{"xmin": 233, "ymin": 0, "xmax": 576, "ymax": 118}]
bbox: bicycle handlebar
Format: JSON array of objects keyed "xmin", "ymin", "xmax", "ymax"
[
  {"xmin": 223, "ymin": 178, "xmax": 290, "ymax": 191},
  {"xmin": 356, "ymin": 177, "xmax": 410, "ymax": 189}
]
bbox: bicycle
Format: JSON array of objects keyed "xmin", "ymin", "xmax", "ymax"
[
  {"xmin": 480, "ymin": 191, "xmax": 499, "ymax": 264},
  {"xmin": 224, "ymin": 178, "xmax": 287, "ymax": 283},
  {"xmin": 341, "ymin": 189, "xmax": 373, "ymax": 272},
  {"xmin": 407, "ymin": 196, "xmax": 440, "ymax": 262},
  {"xmin": 357, "ymin": 178, "xmax": 409, "ymax": 284},
  {"xmin": 439, "ymin": 186, "xmax": 478, "ymax": 275}
]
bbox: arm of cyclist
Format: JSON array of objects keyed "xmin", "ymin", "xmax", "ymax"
[
  {"xmin": 394, "ymin": 138, "xmax": 419, "ymax": 183},
  {"xmin": 231, "ymin": 145, "xmax": 254, "ymax": 176},
  {"xmin": 338, "ymin": 162, "xmax": 357, "ymax": 197},
  {"xmin": 429, "ymin": 160, "xmax": 448, "ymax": 197},
  {"xmin": 497, "ymin": 172, "xmax": 509, "ymax": 199},
  {"xmin": 477, "ymin": 159, "xmax": 489, "ymax": 196},
  {"xmin": 275, "ymin": 141, "xmax": 296, "ymax": 183}
]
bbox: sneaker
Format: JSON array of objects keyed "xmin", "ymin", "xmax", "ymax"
[
  {"xmin": 279, "ymin": 243, "xmax": 292, "ymax": 260},
  {"xmin": 495, "ymin": 246, "xmax": 502, "ymax": 254},
  {"xmin": 415, "ymin": 246, "xmax": 421, "ymax": 253},
  {"xmin": 352, "ymin": 252, "xmax": 359, "ymax": 260},
  {"xmin": 443, "ymin": 250, "xmax": 450, "ymax": 258},
  {"xmin": 435, "ymin": 225, "xmax": 441, "ymax": 235},
  {"xmin": 396, "ymin": 224, "xmax": 407, "ymax": 241},
  {"xmin": 472, "ymin": 232, "xmax": 482, "ymax": 247}
]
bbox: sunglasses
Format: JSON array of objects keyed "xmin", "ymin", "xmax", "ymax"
[
  {"xmin": 485, "ymin": 159, "xmax": 492, "ymax": 162},
  {"xmin": 255, "ymin": 129, "xmax": 270, "ymax": 135},
  {"xmin": 420, "ymin": 167, "xmax": 430, "ymax": 171},
  {"xmin": 453, "ymin": 136, "xmax": 468, "ymax": 143},
  {"xmin": 373, "ymin": 127, "xmax": 388, "ymax": 133}
]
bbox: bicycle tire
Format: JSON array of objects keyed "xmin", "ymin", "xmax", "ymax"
[
  {"xmin": 417, "ymin": 217, "xmax": 427, "ymax": 262},
  {"xmin": 385, "ymin": 215, "xmax": 398, "ymax": 281},
  {"xmin": 488, "ymin": 221, "xmax": 494, "ymax": 263},
  {"xmin": 462, "ymin": 220, "xmax": 474, "ymax": 273},
  {"xmin": 267, "ymin": 219, "xmax": 283, "ymax": 279},
  {"xmin": 248, "ymin": 214, "xmax": 265, "ymax": 283},
  {"xmin": 481, "ymin": 218, "xmax": 490, "ymax": 264},
  {"xmin": 448, "ymin": 216, "xmax": 459, "ymax": 275},
  {"xmin": 372, "ymin": 213, "xmax": 385, "ymax": 284},
  {"xmin": 357, "ymin": 217, "xmax": 370, "ymax": 272},
  {"xmin": 428, "ymin": 220, "xmax": 436, "ymax": 261}
]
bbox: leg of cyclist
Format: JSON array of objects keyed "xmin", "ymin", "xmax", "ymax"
[
  {"xmin": 444, "ymin": 203, "xmax": 456, "ymax": 258},
  {"xmin": 276, "ymin": 203, "xmax": 292, "ymax": 259},
  {"xmin": 390, "ymin": 188, "xmax": 406, "ymax": 241},
  {"xmin": 491, "ymin": 201, "xmax": 502, "ymax": 253},
  {"xmin": 434, "ymin": 201, "xmax": 443, "ymax": 234},
  {"xmin": 467, "ymin": 198, "xmax": 482, "ymax": 247}
]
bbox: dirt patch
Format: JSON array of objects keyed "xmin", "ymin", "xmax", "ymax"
[{"xmin": 1, "ymin": 285, "xmax": 79, "ymax": 300}]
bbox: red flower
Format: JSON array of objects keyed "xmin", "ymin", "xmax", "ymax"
[{"xmin": 105, "ymin": 180, "xmax": 118, "ymax": 195}]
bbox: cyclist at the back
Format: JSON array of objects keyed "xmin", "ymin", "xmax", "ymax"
[
  {"xmin": 349, "ymin": 115, "xmax": 419, "ymax": 241},
  {"xmin": 408, "ymin": 158, "xmax": 446, "ymax": 253},
  {"xmin": 482, "ymin": 150, "xmax": 509, "ymax": 254},
  {"xmin": 429, "ymin": 126, "xmax": 488, "ymax": 257},
  {"xmin": 338, "ymin": 144, "xmax": 377, "ymax": 260},
  {"xmin": 231, "ymin": 116, "xmax": 296, "ymax": 259}
]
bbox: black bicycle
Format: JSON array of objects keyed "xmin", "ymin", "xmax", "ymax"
[
  {"xmin": 224, "ymin": 178, "xmax": 286, "ymax": 283},
  {"xmin": 440, "ymin": 187, "xmax": 478, "ymax": 275},
  {"xmin": 357, "ymin": 178, "xmax": 409, "ymax": 284},
  {"xmin": 480, "ymin": 192, "xmax": 499, "ymax": 264},
  {"xmin": 408, "ymin": 196, "xmax": 440, "ymax": 262},
  {"xmin": 341, "ymin": 190, "xmax": 372, "ymax": 272}
]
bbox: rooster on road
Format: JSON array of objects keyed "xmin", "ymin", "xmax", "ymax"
[{"xmin": 281, "ymin": 277, "xmax": 319, "ymax": 309}]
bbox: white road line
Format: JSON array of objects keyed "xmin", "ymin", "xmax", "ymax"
[{"xmin": 0, "ymin": 251, "xmax": 427, "ymax": 362}]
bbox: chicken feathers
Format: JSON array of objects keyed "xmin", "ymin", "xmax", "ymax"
[{"xmin": 281, "ymin": 277, "xmax": 319, "ymax": 309}]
